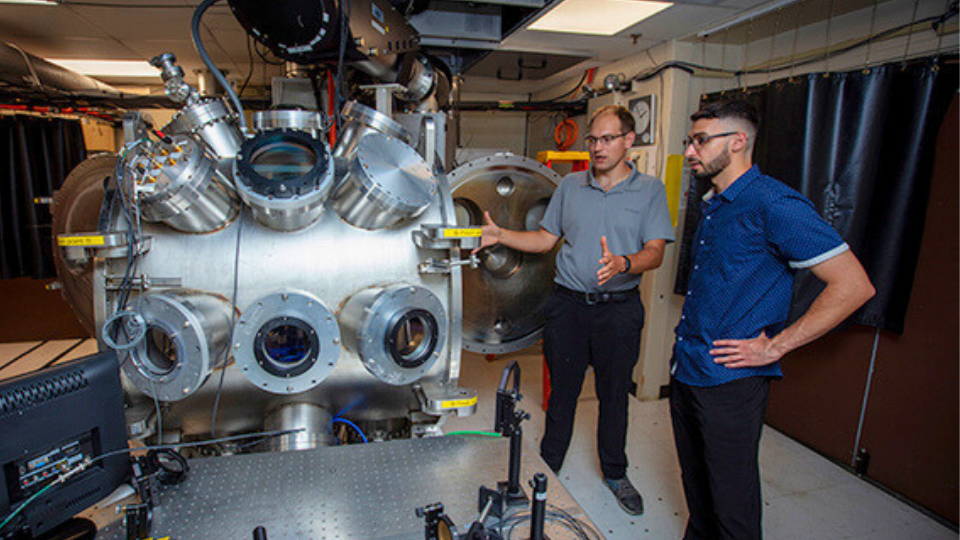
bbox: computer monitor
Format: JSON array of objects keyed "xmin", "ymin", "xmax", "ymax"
[{"xmin": 0, "ymin": 350, "xmax": 129, "ymax": 538}]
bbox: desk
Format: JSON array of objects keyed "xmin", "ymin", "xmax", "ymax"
[{"xmin": 95, "ymin": 436, "xmax": 602, "ymax": 540}]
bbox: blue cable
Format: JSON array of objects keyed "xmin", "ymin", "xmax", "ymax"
[{"xmin": 331, "ymin": 417, "xmax": 368, "ymax": 444}]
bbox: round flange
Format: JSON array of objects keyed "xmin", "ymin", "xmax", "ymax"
[
  {"xmin": 121, "ymin": 292, "xmax": 233, "ymax": 402},
  {"xmin": 135, "ymin": 134, "xmax": 239, "ymax": 233},
  {"xmin": 233, "ymin": 290, "xmax": 341, "ymax": 394},
  {"xmin": 164, "ymin": 98, "xmax": 242, "ymax": 159},
  {"xmin": 253, "ymin": 110, "xmax": 326, "ymax": 135},
  {"xmin": 331, "ymin": 133, "xmax": 436, "ymax": 230},
  {"xmin": 449, "ymin": 153, "xmax": 561, "ymax": 354},
  {"xmin": 331, "ymin": 101, "xmax": 413, "ymax": 161},
  {"xmin": 339, "ymin": 283, "xmax": 446, "ymax": 386},
  {"xmin": 236, "ymin": 129, "xmax": 332, "ymax": 199},
  {"xmin": 234, "ymin": 129, "xmax": 336, "ymax": 231}
]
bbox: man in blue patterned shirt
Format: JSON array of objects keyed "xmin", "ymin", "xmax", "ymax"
[{"xmin": 671, "ymin": 100, "xmax": 875, "ymax": 540}]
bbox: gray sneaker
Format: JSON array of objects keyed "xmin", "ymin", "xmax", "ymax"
[{"xmin": 604, "ymin": 476, "xmax": 644, "ymax": 515}]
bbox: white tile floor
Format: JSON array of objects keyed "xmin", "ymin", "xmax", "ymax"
[
  {"xmin": 446, "ymin": 347, "xmax": 958, "ymax": 540},
  {"xmin": 1, "ymin": 340, "xmax": 955, "ymax": 539}
]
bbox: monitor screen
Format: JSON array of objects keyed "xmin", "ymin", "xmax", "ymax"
[{"xmin": 0, "ymin": 350, "xmax": 129, "ymax": 538}]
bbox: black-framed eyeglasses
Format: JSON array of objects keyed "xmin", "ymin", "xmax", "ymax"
[
  {"xmin": 585, "ymin": 132, "xmax": 629, "ymax": 146},
  {"xmin": 682, "ymin": 131, "xmax": 739, "ymax": 150}
]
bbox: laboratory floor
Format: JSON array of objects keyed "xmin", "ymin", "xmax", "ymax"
[
  {"xmin": 1, "ymin": 340, "xmax": 955, "ymax": 540},
  {"xmin": 446, "ymin": 348, "xmax": 958, "ymax": 540}
]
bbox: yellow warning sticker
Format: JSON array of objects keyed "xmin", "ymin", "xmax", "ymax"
[
  {"xmin": 440, "ymin": 396, "xmax": 479, "ymax": 409},
  {"xmin": 441, "ymin": 228, "xmax": 482, "ymax": 239},
  {"xmin": 58, "ymin": 235, "xmax": 106, "ymax": 247}
]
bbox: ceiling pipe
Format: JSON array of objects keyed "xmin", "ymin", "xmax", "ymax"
[{"xmin": 0, "ymin": 41, "xmax": 124, "ymax": 98}]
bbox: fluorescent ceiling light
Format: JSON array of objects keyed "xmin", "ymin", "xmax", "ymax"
[
  {"xmin": 0, "ymin": 0, "xmax": 57, "ymax": 4},
  {"xmin": 528, "ymin": 0, "xmax": 672, "ymax": 36},
  {"xmin": 46, "ymin": 59, "xmax": 160, "ymax": 78}
]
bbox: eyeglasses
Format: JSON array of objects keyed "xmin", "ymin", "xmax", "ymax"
[
  {"xmin": 682, "ymin": 131, "xmax": 739, "ymax": 150},
  {"xmin": 585, "ymin": 132, "xmax": 629, "ymax": 146}
]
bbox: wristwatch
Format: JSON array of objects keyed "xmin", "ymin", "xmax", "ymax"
[{"xmin": 621, "ymin": 255, "xmax": 631, "ymax": 274}]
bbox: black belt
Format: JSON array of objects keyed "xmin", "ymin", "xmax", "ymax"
[{"xmin": 556, "ymin": 285, "xmax": 638, "ymax": 305}]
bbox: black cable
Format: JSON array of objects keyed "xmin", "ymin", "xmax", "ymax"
[
  {"xmin": 191, "ymin": 0, "xmax": 248, "ymax": 130},
  {"xmin": 210, "ymin": 205, "xmax": 244, "ymax": 437},
  {"xmin": 238, "ymin": 35, "xmax": 256, "ymax": 98},
  {"xmin": 0, "ymin": 429, "xmax": 305, "ymax": 531},
  {"xmin": 499, "ymin": 504, "xmax": 602, "ymax": 540},
  {"xmin": 253, "ymin": 41, "xmax": 286, "ymax": 67},
  {"xmin": 544, "ymin": 69, "xmax": 590, "ymax": 103},
  {"xmin": 334, "ymin": 0, "xmax": 351, "ymax": 131},
  {"xmin": 676, "ymin": 4, "xmax": 958, "ymax": 78},
  {"xmin": 90, "ymin": 429, "xmax": 308, "ymax": 467}
]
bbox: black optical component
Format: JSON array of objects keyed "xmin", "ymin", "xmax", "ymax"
[
  {"xmin": 236, "ymin": 130, "xmax": 330, "ymax": 199},
  {"xmin": 254, "ymin": 317, "xmax": 320, "ymax": 377},
  {"xmin": 386, "ymin": 309, "xmax": 439, "ymax": 369},
  {"xmin": 227, "ymin": 0, "xmax": 342, "ymax": 64}
]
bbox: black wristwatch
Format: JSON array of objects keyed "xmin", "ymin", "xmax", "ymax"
[{"xmin": 621, "ymin": 255, "xmax": 631, "ymax": 274}]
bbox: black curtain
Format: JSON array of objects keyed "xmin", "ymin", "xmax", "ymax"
[
  {"xmin": 0, "ymin": 116, "xmax": 87, "ymax": 280},
  {"xmin": 675, "ymin": 57, "xmax": 958, "ymax": 333}
]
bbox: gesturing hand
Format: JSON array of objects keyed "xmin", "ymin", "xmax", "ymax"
[
  {"xmin": 597, "ymin": 236, "xmax": 626, "ymax": 286},
  {"xmin": 710, "ymin": 331, "xmax": 782, "ymax": 368},
  {"xmin": 474, "ymin": 211, "xmax": 503, "ymax": 254}
]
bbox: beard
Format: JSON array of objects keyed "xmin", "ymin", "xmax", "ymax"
[{"xmin": 690, "ymin": 147, "xmax": 731, "ymax": 182}]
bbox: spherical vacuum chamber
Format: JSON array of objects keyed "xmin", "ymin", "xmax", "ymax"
[{"xmin": 52, "ymin": 106, "xmax": 476, "ymax": 445}]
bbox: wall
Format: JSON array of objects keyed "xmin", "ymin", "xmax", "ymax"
[{"xmin": 455, "ymin": 110, "xmax": 529, "ymax": 163}]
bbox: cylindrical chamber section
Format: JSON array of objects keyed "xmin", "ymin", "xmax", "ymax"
[
  {"xmin": 331, "ymin": 133, "xmax": 436, "ymax": 230},
  {"xmin": 120, "ymin": 291, "xmax": 234, "ymax": 402},
  {"xmin": 253, "ymin": 110, "xmax": 326, "ymax": 138},
  {"xmin": 234, "ymin": 129, "xmax": 336, "ymax": 231},
  {"xmin": 332, "ymin": 101, "xmax": 413, "ymax": 161},
  {"xmin": 263, "ymin": 403, "xmax": 333, "ymax": 451},
  {"xmin": 233, "ymin": 291, "xmax": 341, "ymax": 395},
  {"xmin": 164, "ymin": 98, "xmax": 243, "ymax": 160},
  {"xmin": 133, "ymin": 134, "xmax": 240, "ymax": 233},
  {"xmin": 339, "ymin": 283, "xmax": 446, "ymax": 386}
]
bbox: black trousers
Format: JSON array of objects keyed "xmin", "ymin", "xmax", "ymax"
[
  {"xmin": 539, "ymin": 288, "xmax": 644, "ymax": 479},
  {"xmin": 670, "ymin": 376, "xmax": 771, "ymax": 540}
]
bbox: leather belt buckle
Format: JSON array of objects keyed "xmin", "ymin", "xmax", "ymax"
[{"xmin": 584, "ymin": 292, "xmax": 600, "ymax": 305}]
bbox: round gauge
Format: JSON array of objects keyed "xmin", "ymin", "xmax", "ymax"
[
  {"xmin": 630, "ymin": 95, "xmax": 656, "ymax": 146},
  {"xmin": 633, "ymin": 100, "xmax": 651, "ymax": 137}
]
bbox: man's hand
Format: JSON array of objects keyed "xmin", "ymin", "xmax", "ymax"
[
  {"xmin": 710, "ymin": 331, "xmax": 783, "ymax": 369},
  {"xmin": 474, "ymin": 211, "xmax": 503, "ymax": 254},
  {"xmin": 597, "ymin": 236, "xmax": 627, "ymax": 286}
]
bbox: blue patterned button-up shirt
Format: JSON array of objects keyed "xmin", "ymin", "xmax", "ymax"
[{"xmin": 672, "ymin": 165, "xmax": 849, "ymax": 387}]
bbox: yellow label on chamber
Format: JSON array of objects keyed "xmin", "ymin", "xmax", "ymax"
[
  {"xmin": 58, "ymin": 235, "xmax": 106, "ymax": 247},
  {"xmin": 441, "ymin": 228, "xmax": 482, "ymax": 239},
  {"xmin": 440, "ymin": 396, "xmax": 479, "ymax": 409}
]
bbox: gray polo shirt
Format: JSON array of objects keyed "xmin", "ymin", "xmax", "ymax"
[{"xmin": 540, "ymin": 165, "xmax": 675, "ymax": 293}]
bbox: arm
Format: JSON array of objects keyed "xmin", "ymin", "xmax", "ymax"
[
  {"xmin": 597, "ymin": 236, "xmax": 667, "ymax": 286},
  {"xmin": 475, "ymin": 210, "xmax": 559, "ymax": 254},
  {"xmin": 710, "ymin": 250, "xmax": 876, "ymax": 368}
]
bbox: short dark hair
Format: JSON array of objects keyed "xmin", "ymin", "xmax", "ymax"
[
  {"xmin": 590, "ymin": 105, "xmax": 635, "ymax": 133},
  {"xmin": 690, "ymin": 100, "xmax": 759, "ymax": 133}
]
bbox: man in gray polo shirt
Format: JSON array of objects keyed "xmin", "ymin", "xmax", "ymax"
[{"xmin": 478, "ymin": 105, "xmax": 674, "ymax": 515}]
